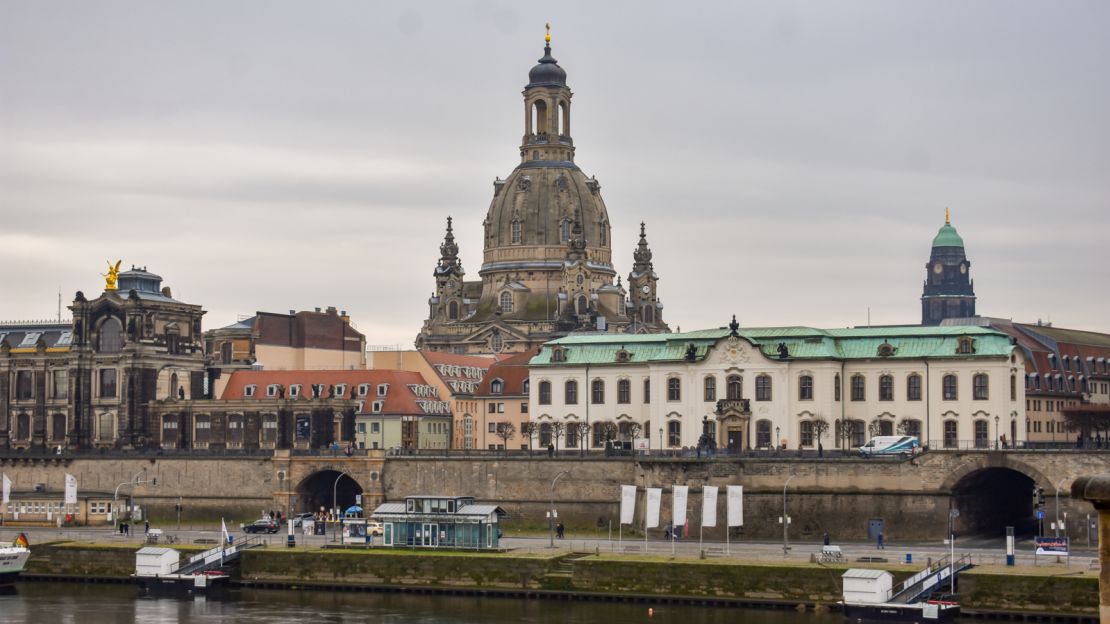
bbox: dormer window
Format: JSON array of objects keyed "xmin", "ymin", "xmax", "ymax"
[
  {"xmin": 490, "ymin": 379, "xmax": 504, "ymax": 394},
  {"xmin": 377, "ymin": 384, "xmax": 389, "ymax": 397},
  {"xmin": 956, "ymin": 337, "xmax": 976, "ymax": 355},
  {"xmin": 266, "ymin": 384, "xmax": 279, "ymax": 398},
  {"xmin": 289, "ymin": 384, "xmax": 302, "ymax": 398},
  {"xmin": 522, "ymin": 379, "xmax": 530, "ymax": 394},
  {"xmin": 551, "ymin": 346, "xmax": 567, "ymax": 363},
  {"xmin": 334, "ymin": 384, "xmax": 347, "ymax": 398},
  {"xmin": 358, "ymin": 383, "xmax": 369, "ymax": 397},
  {"xmin": 615, "ymin": 348, "xmax": 632, "ymax": 363},
  {"xmin": 244, "ymin": 384, "xmax": 257, "ymax": 398},
  {"xmin": 877, "ymin": 341, "xmax": 896, "ymax": 357},
  {"xmin": 372, "ymin": 400, "xmax": 383, "ymax": 413}
]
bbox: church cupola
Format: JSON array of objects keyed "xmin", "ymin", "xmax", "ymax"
[
  {"xmin": 921, "ymin": 208, "xmax": 976, "ymax": 325},
  {"xmin": 521, "ymin": 24, "xmax": 575, "ymax": 165}
]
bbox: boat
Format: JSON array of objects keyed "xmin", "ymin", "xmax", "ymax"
[
  {"xmin": 0, "ymin": 533, "xmax": 31, "ymax": 587},
  {"xmin": 840, "ymin": 556, "xmax": 971, "ymax": 623}
]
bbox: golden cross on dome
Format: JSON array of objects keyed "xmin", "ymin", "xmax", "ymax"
[
  {"xmin": 945, "ymin": 207, "xmax": 950, "ymax": 224},
  {"xmin": 545, "ymin": 22, "xmax": 551, "ymax": 43}
]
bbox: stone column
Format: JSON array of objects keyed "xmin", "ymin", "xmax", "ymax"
[{"xmin": 1071, "ymin": 474, "xmax": 1110, "ymax": 622}]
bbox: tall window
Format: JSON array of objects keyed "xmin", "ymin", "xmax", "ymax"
[
  {"xmin": 98, "ymin": 317, "xmax": 123, "ymax": 353},
  {"xmin": 15, "ymin": 371, "xmax": 33, "ymax": 400},
  {"xmin": 1010, "ymin": 374, "xmax": 1017, "ymax": 401},
  {"xmin": 704, "ymin": 376, "xmax": 717, "ymax": 402},
  {"xmin": 617, "ymin": 379, "xmax": 631, "ymax": 404},
  {"xmin": 566, "ymin": 424, "xmax": 578, "ymax": 448},
  {"xmin": 834, "ymin": 373, "xmax": 841, "ymax": 402},
  {"xmin": 499, "ymin": 292, "xmax": 513, "ymax": 314},
  {"xmin": 974, "ymin": 420, "xmax": 989, "ymax": 448},
  {"xmin": 511, "ymin": 219, "xmax": 521, "ymax": 244},
  {"xmin": 539, "ymin": 423, "xmax": 552, "ymax": 447},
  {"xmin": 756, "ymin": 420, "xmax": 772, "ymax": 448},
  {"xmin": 539, "ymin": 381, "xmax": 551, "ymax": 405},
  {"xmin": 591, "ymin": 379, "xmax": 605, "ymax": 404},
  {"xmin": 643, "ymin": 379, "xmax": 650, "ymax": 403},
  {"xmin": 907, "ymin": 374, "xmax": 922, "ymax": 401},
  {"xmin": 667, "ymin": 377, "xmax": 681, "ymax": 401},
  {"xmin": 564, "ymin": 380, "xmax": 578, "ymax": 405},
  {"xmin": 490, "ymin": 379, "xmax": 503, "ymax": 394},
  {"xmin": 667, "ymin": 421, "xmax": 681, "ymax": 447},
  {"xmin": 851, "ymin": 374, "xmax": 865, "ymax": 401},
  {"xmin": 943, "ymin": 374, "xmax": 958, "ymax": 400},
  {"xmin": 973, "ymin": 374, "xmax": 989, "ymax": 400},
  {"xmin": 727, "ymin": 375, "xmax": 742, "ymax": 400},
  {"xmin": 902, "ymin": 419, "xmax": 922, "ymax": 439},
  {"xmin": 755, "ymin": 374, "xmax": 772, "ymax": 401},
  {"xmin": 99, "ymin": 412, "xmax": 114, "ymax": 441},
  {"xmin": 99, "ymin": 369, "xmax": 117, "ymax": 398},
  {"xmin": 52, "ymin": 413, "xmax": 66, "ymax": 442},
  {"xmin": 448, "ymin": 301, "xmax": 459, "ymax": 320},
  {"xmin": 943, "ymin": 421, "xmax": 958, "ymax": 448},
  {"xmin": 800, "ymin": 421, "xmax": 814, "ymax": 446},
  {"xmin": 798, "ymin": 375, "xmax": 813, "ymax": 401},
  {"xmin": 879, "ymin": 375, "xmax": 893, "ymax": 401},
  {"xmin": 52, "ymin": 370, "xmax": 68, "ymax": 399}
]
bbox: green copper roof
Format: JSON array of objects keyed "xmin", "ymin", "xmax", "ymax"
[
  {"xmin": 530, "ymin": 325, "xmax": 1012, "ymax": 366},
  {"xmin": 932, "ymin": 222, "xmax": 965, "ymax": 248}
]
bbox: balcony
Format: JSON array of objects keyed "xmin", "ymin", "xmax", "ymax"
[{"xmin": 715, "ymin": 398, "xmax": 751, "ymax": 415}]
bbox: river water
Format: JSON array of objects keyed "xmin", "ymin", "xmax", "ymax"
[{"xmin": 3, "ymin": 582, "xmax": 848, "ymax": 624}]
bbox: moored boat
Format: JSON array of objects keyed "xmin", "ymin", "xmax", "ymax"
[{"xmin": 0, "ymin": 533, "xmax": 31, "ymax": 586}]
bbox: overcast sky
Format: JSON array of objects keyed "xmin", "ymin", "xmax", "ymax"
[{"xmin": 2, "ymin": 1, "xmax": 1108, "ymax": 345}]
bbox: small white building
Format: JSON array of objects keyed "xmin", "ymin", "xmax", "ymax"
[
  {"xmin": 527, "ymin": 323, "xmax": 1025, "ymax": 452},
  {"xmin": 842, "ymin": 568, "xmax": 893, "ymax": 604},
  {"xmin": 135, "ymin": 546, "xmax": 180, "ymax": 576}
]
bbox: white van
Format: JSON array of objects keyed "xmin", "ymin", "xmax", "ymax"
[{"xmin": 858, "ymin": 435, "xmax": 920, "ymax": 457}]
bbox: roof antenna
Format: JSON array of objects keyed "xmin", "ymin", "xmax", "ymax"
[
  {"xmin": 867, "ymin": 306, "xmax": 871, "ymax": 328},
  {"xmin": 58, "ymin": 287, "xmax": 62, "ymax": 322}
]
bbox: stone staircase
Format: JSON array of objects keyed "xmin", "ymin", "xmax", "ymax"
[{"xmin": 542, "ymin": 552, "xmax": 589, "ymax": 590}]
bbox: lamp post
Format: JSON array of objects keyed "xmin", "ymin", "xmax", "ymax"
[
  {"xmin": 1055, "ymin": 477, "xmax": 1068, "ymax": 537},
  {"xmin": 549, "ymin": 470, "xmax": 569, "ymax": 548},
  {"xmin": 994, "ymin": 415, "xmax": 1000, "ymax": 450},
  {"xmin": 659, "ymin": 427, "xmax": 664, "ymax": 456},
  {"xmin": 782, "ymin": 474, "xmax": 795, "ymax": 556},
  {"xmin": 775, "ymin": 426, "xmax": 781, "ymax": 452},
  {"xmin": 332, "ymin": 471, "xmax": 350, "ymax": 543},
  {"xmin": 112, "ymin": 469, "xmax": 150, "ymax": 531}
]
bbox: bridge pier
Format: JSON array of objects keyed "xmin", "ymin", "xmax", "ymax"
[{"xmin": 1071, "ymin": 474, "xmax": 1110, "ymax": 623}]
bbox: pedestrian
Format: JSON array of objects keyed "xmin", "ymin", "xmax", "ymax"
[
  {"xmin": 1097, "ymin": 433, "xmax": 1103, "ymax": 449},
  {"xmin": 664, "ymin": 524, "xmax": 671, "ymax": 540},
  {"xmin": 823, "ymin": 530, "xmax": 830, "ymax": 546},
  {"xmin": 144, "ymin": 520, "xmax": 150, "ymax": 534},
  {"xmin": 876, "ymin": 532, "xmax": 884, "ymax": 550},
  {"xmin": 548, "ymin": 443, "xmax": 555, "ymax": 458}
]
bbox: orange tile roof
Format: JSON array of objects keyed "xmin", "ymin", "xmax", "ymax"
[
  {"xmin": 220, "ymin": 369, "xmax": 446, "ymax": 415},
  {"xmin": 474, "ymin": 348, "xmax": 537, "ymax": 397}
]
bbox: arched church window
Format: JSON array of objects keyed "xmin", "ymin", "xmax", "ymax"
[
  {"xmin": 98, "ymin": 317, "xmax": 123, "ymax": 353},
  {"xmin": 448, "ymin": 301, "xmax": 459, "ymax": 320},
  {"xmin": 560, "ymin": 219, "xmax": 571, "ymax": 242},
  {"xmin": 531, "ymin": 100, "xmax": 548, "ymax": 136},
  {"xmin": 511, "ymin": 219, "xmax": 522, "ymax": 244},
  {"xmin": 558, "ymin": 101, "xmax": 568, "ymax": 135},
  {"xmin": 577, "ymin": 296, "xmax": 588, "ymax": 315},
  {"xmin": 499, "ymin": 292, "xmax": 513, "ymax": 314}
]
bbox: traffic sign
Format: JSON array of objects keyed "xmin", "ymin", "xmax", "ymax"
[{"xmin": 1036, "ymin": 510, "xmax": 1045, "ymax": 519}]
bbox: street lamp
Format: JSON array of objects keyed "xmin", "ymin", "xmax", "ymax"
[
  {"xmin": 782, "ymin": 474, "xmax": 795, "ymax": 556},
  {"xmin": 549, "ymin": 470, "xmax": 569, "ymax": 548},
  {"xmin": 332, "ymin": 471, "xmax": 350, "ymax": 543},
  {"xmin": 659, "ymin": 427, "xmax": 664, "ymax": 455},
  {"xmin": 994, "ymin": 415, "xmax": 1000, "ymax": 450},
  {"xmin": 775, "ymin": 426, "xmax": 781, "ymax": 451},
  {"xmin": 112, "ymin": 470, "xmax": 153, "ymax": 530}
]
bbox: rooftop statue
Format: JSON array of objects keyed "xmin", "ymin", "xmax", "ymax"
[{"xmin": 103, "ymin": 260, "xmax": 122, "ymax": 291}]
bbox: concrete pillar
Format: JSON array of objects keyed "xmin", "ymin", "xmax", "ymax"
[{"xmin": 1071, "ymin": 475, "xmax": 1110, "ymax": 622}]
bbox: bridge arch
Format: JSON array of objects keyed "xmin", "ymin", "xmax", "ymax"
[
  {"xmin": 294, "ymin": 469, "xmax": 364, "ymax": 516},
  {"xmin": 940, "ymin": 456, "xmax": 1054, "ymax": 538}
]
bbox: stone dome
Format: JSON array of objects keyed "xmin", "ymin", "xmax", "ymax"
[
  {"xmin": 527, "ymin": 44, "xmax": 567, "ymax": 87},
  {"xmin": 481, "ymin": 162, "xmax": 612, "ymax": 271}
]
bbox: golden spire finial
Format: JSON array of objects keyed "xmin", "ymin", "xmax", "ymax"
[
  {"xmin": 545, "ymin": 22, "xmax": 551, "ymax": 44},
  {"xmin": 945, "ymin": 207, "xmax": 950, "ymax": 225}
]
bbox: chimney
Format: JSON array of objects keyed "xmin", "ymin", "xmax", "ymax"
[
  {"xmin": 326, "ymin": 306, "xmax": 338, "ymax": 315},
  {"xmin": 314, "ymin": 307, "xmax": 321, "ymax": 313},
  {"xmin": 289, "ymin": 310, "xmax": 295, "ymax": 315}
]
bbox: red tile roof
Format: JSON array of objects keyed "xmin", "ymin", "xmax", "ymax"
[
  {"xmin": 220, "ymin": 369, "xmax": 448, "ymax": 415},
  {"xmin": 474, "ymin": 348, "xmax": 537, "ymax": 397}
]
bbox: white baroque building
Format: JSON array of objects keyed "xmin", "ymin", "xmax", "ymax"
[{"xmin": 527, "ymin": 320, "xmax": 1026, "ymax": 452}]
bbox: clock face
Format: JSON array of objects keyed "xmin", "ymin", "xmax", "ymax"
[
  {"xmin": 641, "ymin": 284, "xmax": 651, "ymax": 294},
  {"xmin": 959, "ymin": 263, "xmax": 967, "ymax": 274},
  {"xmin": 933, "ymin": 263, "xmax": 943, "ymax": 274}
]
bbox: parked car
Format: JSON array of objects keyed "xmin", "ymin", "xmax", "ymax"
[
  {"xmin": 292, "ymin": 513, "xmax": 314, "ymax": 528},
  {"xmin": 367, "ymin": 521, "xmax": 384, "ymax": 537},
  {"xmin": 243, "ymin": 518, "xmax": 280, "ymax": 534}
]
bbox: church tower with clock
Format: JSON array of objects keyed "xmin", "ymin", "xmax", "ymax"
[
  {"xmin": 921, "ymin": 210, "xmax": 976, "ymax": 325},
  {"xmin": 415, "ymin": 28, "xmax": 670, "ymax": 354}
]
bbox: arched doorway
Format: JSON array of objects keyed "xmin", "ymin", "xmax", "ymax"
[
  {"xmin": 952, "ymin": 468, "xmax": 1036, "ymax": 537},
  {"xmin": 294, "ymin": 470, "xmax": 364, "ymax": 517}
]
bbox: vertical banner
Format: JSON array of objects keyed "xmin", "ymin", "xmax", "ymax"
[
  {"xmin": 672, "ymin": 485, "xmax": 689, "ymax": 527},
  {"xmin": 620, "ymin": 485, "xmax": 637, "ymax": 525},
  {"xmin": 702, "ymin": 485, "xmax": 718, "ymax": 528},
  {"xmin": 2, "ymin": 473, "xmax": 10, "ymax": 505},
  {"xmin": 64, "ymin": 473, "xmax": 77, "ymax": 505},
  {"xmin": 645, "ymin": 487, "xmax": 662, "ymax": 528},
  {"xmin": 727, "ymin": 485, "xmax": 744, "ymax": 527}
]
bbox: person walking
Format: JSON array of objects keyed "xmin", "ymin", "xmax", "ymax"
[
  {"xmin": 823, "ymin": 530, "xmax": 830, "ymax": 546},
  {"xmin": 876, "ymin": 531, "xmax": 885, "ymax": 550},
  {"xmin": 144, "ymin": 519, "xmax": 150, "ymax": 534}
]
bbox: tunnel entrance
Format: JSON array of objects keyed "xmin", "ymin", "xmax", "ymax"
[
  {"xmin": 952, "ymin": 468, "xmax": 1036, "ymax": 538},
  {"xmin": 295, "ymin": 470, "xmax": 364, "ymax": 516}
]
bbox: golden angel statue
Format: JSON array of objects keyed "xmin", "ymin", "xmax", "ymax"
[{"xmin": 103, "ymin": 260, "xmax": 122, "ymax": 291}]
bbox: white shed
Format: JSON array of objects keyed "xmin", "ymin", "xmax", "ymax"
[
  {"xmin": 841, "ymin": 568, "xmax": 893, "ymax": 604},
  {"xmin": 135, "ymin": 546, "xmax": 180, "ymax": 576}
]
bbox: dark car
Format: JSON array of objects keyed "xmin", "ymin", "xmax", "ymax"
[{"xmin": 243, "ymin": 519, "xmax": 279, "ymax": 534}]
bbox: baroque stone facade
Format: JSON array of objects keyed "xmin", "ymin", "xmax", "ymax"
[{"xmin": 416, "ymin": 35, "xmax": 669, "ymax": 355}]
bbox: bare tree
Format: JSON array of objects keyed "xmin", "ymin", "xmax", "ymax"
[
  {"xmin": 867, "ymin": 420, "xmax": 883, "ymax": 439},
  {"xmin": 551, "ymin": 420, "xmax": 566, "ymax": 453},
  {"xmin": 520, "ymin": 422, "xmax": 537, "ymax": 455},
  {"xmin": 573, "ymin": 421, "xmax": 592, "ymax": 457},
  {"xmin": 812, "ymin": 418, "xmax": 830, "ymax": 456},
  {"xmin": 495, "ymin": 422, "xmax": 516, "ymax": 454},
  {"xmin": 627, "ymin": 422, "xmax": 643, "ymax": 456},
  {"xmin": 837, "ymin": 419, "xmax": 857, "ymax": 450},
  {"xmin": 600, "ymin": 421, "xmax": 619, "ymax": 451}
]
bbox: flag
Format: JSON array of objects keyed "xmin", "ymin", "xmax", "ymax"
[
  {"xmin": 672, "ymin": 485, "xmax": 689, "ymax": 527},
  {"xmin": 619, "ymin": 485, "xmax": 636, "ymax": 525},
  {"xmin": 2, "ymin": 473, "xmax": 10, "ymax": 505},
  {"xmin": 64, "ymin": 473, "xmax": 77, "ymax": 505},
  {"xmin": 221, "ymin": 517, "xmax": 230, "ymax": 545},
  {"xmin": 702, "ymin": 485, "xmax": 719, "ymax": 528},
  {"xmin": 645, "ymin": 487, "xmax": 662, "ymax": 529},
  {"xmin": 15, "ymin": 533, "xmax": 29, "ymax": 548},
  {"xmin": 727, "ymin": 485, "xmax": 744, "ymax": 527}
]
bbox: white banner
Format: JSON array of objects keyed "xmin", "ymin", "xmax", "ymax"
[
  {"xmin": 727, "ymin": 485, "xmax": 743, "ymax": 527},
  {"xmin": 619, "ymin": 485, "xmax": 637, "ymax": 525},
  {"xmin": 702, "ymin": 485, "xmax": 718, "ymax": 528},
  {"xmin": 64, "ymin": 473, "xmax": 77, "ymax": 505},
  {"xmin": 645, "ymin": 487, "xmax": 662, "ymax": 528},
  {"xmin": 672, "ymin": 485, "xmax": 689, "ymax": 527},
  {"xmin": 2, "ymin": 473, "xmax": 10, "ymax": 505}
]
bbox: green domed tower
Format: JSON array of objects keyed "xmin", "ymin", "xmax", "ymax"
[{"xmin": 921, "ymin": 209, "xmax": 976, "ymax": 325}]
